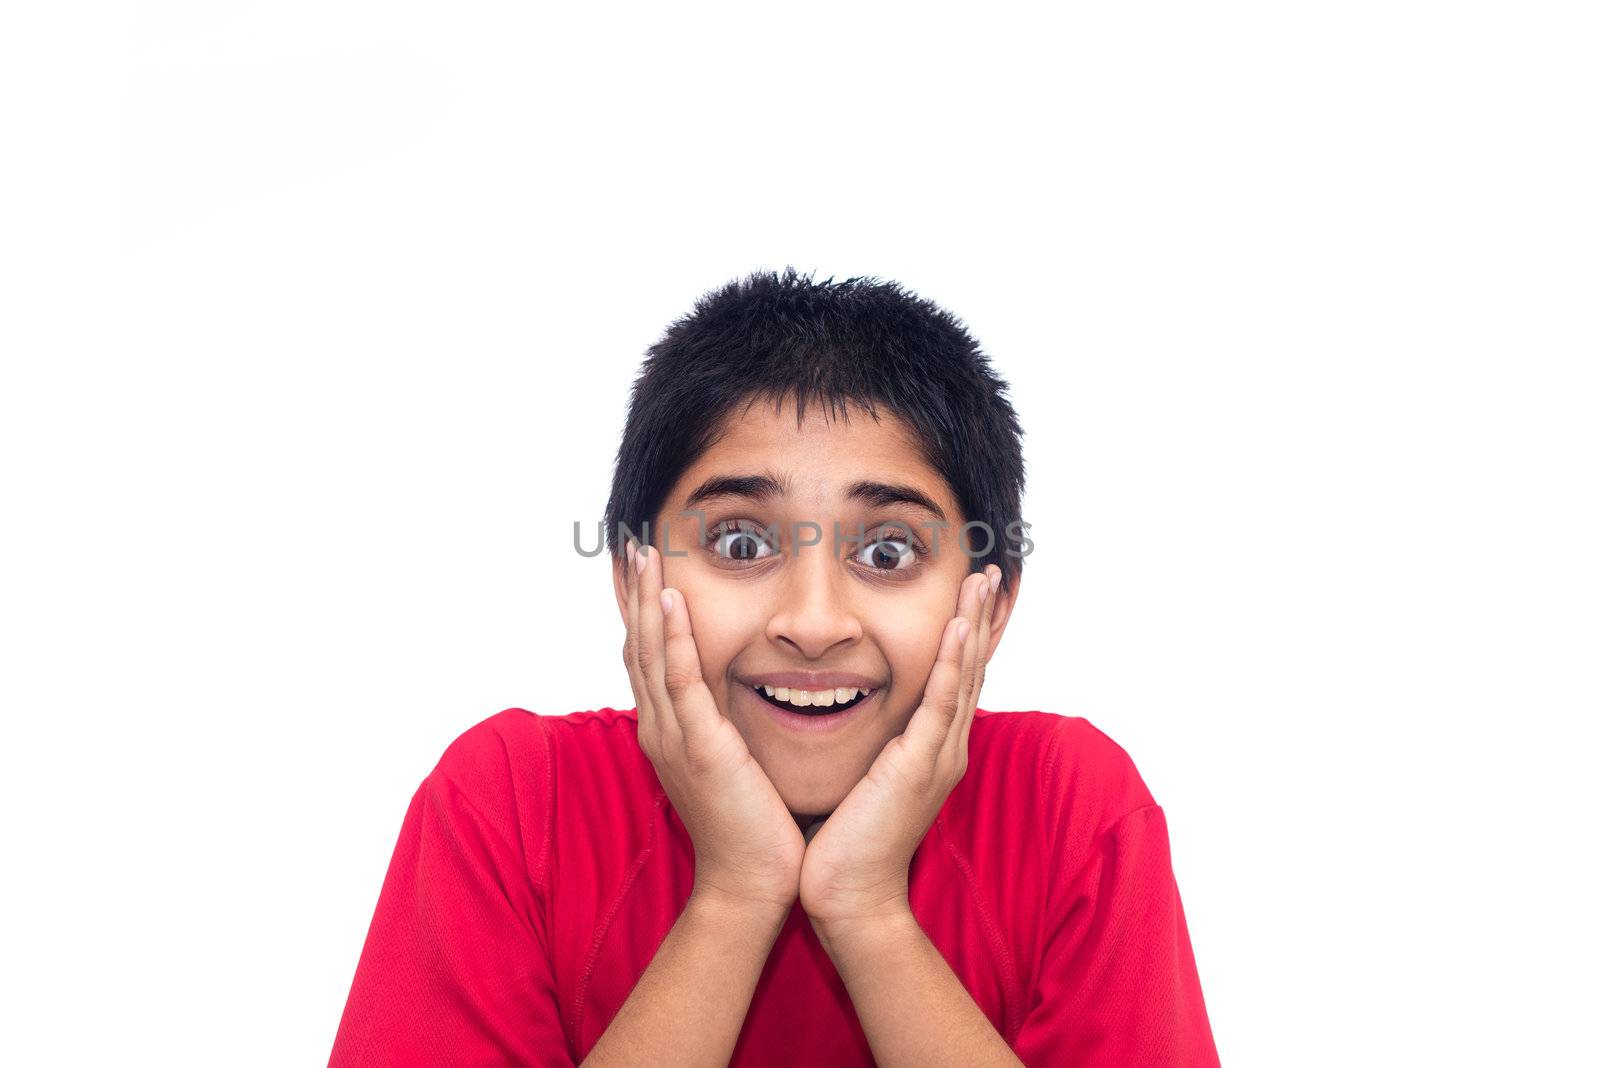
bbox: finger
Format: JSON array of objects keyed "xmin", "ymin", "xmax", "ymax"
[
  {"xmin": 953, "ymin": 571, "xmax": 987, "ymax": 726},
  {"xmin": 960, "ymin": 566, "xmax": 997, "ymax": 712},
  {"xmin": 634, "ymin": 543, "xmax": 682, "ymax": 746},
  {"xmin": 975, "ymin": 565, "xmax": 999, "ymax": 695},
  {"xmin": 623, "ymin": 540, "xmax": 659, "ymax": 746},
  {"xmin": 659, "ymin": 583, "xmax": 715, "ymax": 747},
  {"xmin": 903, "ymin": 612, "xmax": 971, "ymax": 756},
  {"xmin": 954, "ymin": 565, "xmax": 1001, "ymax": 763}
]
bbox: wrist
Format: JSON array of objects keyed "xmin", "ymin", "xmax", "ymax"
[
  {"xmin": 685, "ymin": 887, "xmax": 794, "ymax": 934},
  {"xmin": 809, "ymin": 905, "xmax": 921, "ymax": 959}
]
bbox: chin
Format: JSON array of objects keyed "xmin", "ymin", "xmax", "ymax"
[{"xmin": 764, "ymin": 770, "xmax": 847, "ymax": 821}]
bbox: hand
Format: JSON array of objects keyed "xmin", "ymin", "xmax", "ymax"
[
  {"xmin": 799, "ymin": 564, "xmax": 1002, "ymax": 935},
  {"xmin": 622, "ymin": 540, "xmax": 807, "ymax": 915}
]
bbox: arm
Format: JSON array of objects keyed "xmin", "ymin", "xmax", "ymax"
[
  {"xmin": 591, "ymin": 542, "xmax": 810, "ymax": 1062},
  {"xmin": 813, "ymin": 912, "xmax": 1022, "ymax": 1068},
  {"xmin": 797, "ymin": 567, "xmax": 1011, "ymax": 1066},
  {"xmin": 579, "ymin": 892, "xmax": 789, "ymax": 1068}
]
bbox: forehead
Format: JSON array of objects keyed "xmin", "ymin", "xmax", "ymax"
[{"xmin": 668, "ymin": 397, "xmax": 955, "ymax": 512}]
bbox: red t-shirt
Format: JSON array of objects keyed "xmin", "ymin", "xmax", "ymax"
[{"xmin": 329, "ymin": 707, "xmax": 1219, "ymax": 1066}]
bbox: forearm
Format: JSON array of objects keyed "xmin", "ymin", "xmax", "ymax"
[
  {"xmin": 813, "ymin": 911, "xmax": 1022, "ymax": 1068},
  {"xmin": 580, "ymin": 892, "xmax": 788, "ymax": 1068}
]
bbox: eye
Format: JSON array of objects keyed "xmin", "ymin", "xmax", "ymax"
[
  {"xmin": 706, "ymin": 520, "xmax": 777, "ymax": 564},
  {"xmin": 854, "ymin": 530, "xmax": 922, "ymax": 572}
]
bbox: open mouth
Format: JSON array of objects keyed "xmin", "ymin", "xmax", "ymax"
[{"xmin": 750, "ymin": 684, "xmax": 874, "ymax": 717}]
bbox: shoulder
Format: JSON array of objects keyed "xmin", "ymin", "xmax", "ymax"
[
  {"xmin": 970, "ymin": 708, "xmax": 1149, "ymax": 791},
  {"xmin": 423, "ymin": 707, "xmax": 651, "ymax": 881},
  {"xmin": 966, "ymin": 709, "xmax": 1157, "ymax": 848},
  {"xmin": 430, "ymin": 706, "xmax": 642, "ymax": 787}
]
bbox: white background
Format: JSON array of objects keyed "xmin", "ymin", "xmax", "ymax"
[{"xmin": 3, "ymin": 2, "xmax": 1596, "ymax": 1064}]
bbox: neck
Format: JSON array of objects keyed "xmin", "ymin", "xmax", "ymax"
[{"xmin": 795, "ymin": 811, "xmax": 829, "ymax": 842}]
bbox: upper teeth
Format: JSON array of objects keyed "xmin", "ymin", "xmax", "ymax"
[{"xmin": 759, "ymin": 684, "xmax": 870, "ymax": 707}]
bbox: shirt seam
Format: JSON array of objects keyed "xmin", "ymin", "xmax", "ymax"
[
  {"xmin": 569, "ymin": 789, "xmax": 669, "ymax": 1047},
  {"xmin": 1031, "ymin": 719, "xmax": 1163, "ymax": 1019},
  {"xmin": 1046, "ymin": 802, "xmax": 1168, "ymax": 997},
  {"xmin": 428, "ymin": 769, "xmax": 540, "ymax": 930},
  {"xmin": 546, "ymin": 711, "xmax": 668, "ymax": 1048},
  {"xmin": 934, "ymin": 810, "xmax": 1027, "ymax": 1040},
  {"xmin": 530, "ymin": 714, "xmax": 555, "ymax": 892}
]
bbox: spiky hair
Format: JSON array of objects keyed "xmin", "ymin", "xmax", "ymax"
[{"xmin": 603, "ymin": 267, "xmax": 1028, "ymax": 591}]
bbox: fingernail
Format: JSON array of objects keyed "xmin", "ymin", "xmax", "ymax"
[
  {"xmin": 635, "ymin": 544, "xmax": 649, "ymax": 575},
  {"xmin": 625, "ymin": 541, "xmax": 635, "ymax": 568},
  {"xmin": 660, "ymin": 589, "xmax": 674, "ymax": 614},
  {"xmin": 977, "ymin": 580, "xmax": 990, "ymax": 603},
  {"xmin": 988, "ymin": 569, "xmax": 1001, "ymax": 594},
  {"xmin": 957, "ymin": 619, "xmax": 972, "ymax": 642}
]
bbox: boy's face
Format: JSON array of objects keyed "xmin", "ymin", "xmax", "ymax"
[{"xmin": 612, "ymin": 395, "xmax": 1018, "ymax": 821}]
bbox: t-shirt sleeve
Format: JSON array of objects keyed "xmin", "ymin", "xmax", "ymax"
[
  {"xmin": 1010, "ymin": 803, "xmax": 1219, "ymax": 1067},
  {"xmin": 328, "ymin": 727, "xmax": 571, "ymax": 1066}
]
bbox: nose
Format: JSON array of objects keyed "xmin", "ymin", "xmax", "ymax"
[{"xmin": 764, "ymin": 544, "xmax": 863, "ymax": 659}]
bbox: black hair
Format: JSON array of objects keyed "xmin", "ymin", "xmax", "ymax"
[{"xmin": 603, "ymin": 267, "xmax": 1028, "ymax": 592}]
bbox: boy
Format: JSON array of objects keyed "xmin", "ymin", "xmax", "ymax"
[{"xmin": 329, "ymin": 269, "xmax": 1219, "ymax": 1066}]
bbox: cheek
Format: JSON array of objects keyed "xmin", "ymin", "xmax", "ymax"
[
  {"xmin": 881, "ymin": 631, "xmax": 940, "ymax": 700},
  {"xmin": 666, "ymin": 575, "xmax": 756, "ymax": 679},
  {"xmin": 873, "ymin": 589, "xmax": 958, "ymax": 704}
]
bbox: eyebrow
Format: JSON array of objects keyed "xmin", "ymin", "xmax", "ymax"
[
  {"xmin": 844, "ymin": 480, "xmax": 948, "ymax": 522},
  {"xmin": 681, "ymin": 472, "xmax": 947, "ymax": 523},
  {"xmin": 682, "ymin": 472, "xmax": 789, "ymax": 510}
]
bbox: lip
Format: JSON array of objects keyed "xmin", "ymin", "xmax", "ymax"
[
  {"xmin": 738, "ymin": 670, "xmax": 884, "ymax": 691},
  {"xmin": 744, "ymin": 683, "xmax": 880, "ymax": 734}
]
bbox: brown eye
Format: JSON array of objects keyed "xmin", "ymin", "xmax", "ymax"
[
  {"xmin": 856, "ymin": 534, "xmax": 916, "ymax": 571},
  {"xmin": 708, "ymin": 521, "xmax": 776, "ymax": 563}
]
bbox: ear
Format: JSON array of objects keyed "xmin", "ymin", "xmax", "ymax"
[{"xmin": 982, "ymin": 570, "xmax": 1021, "ymax": 665}]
